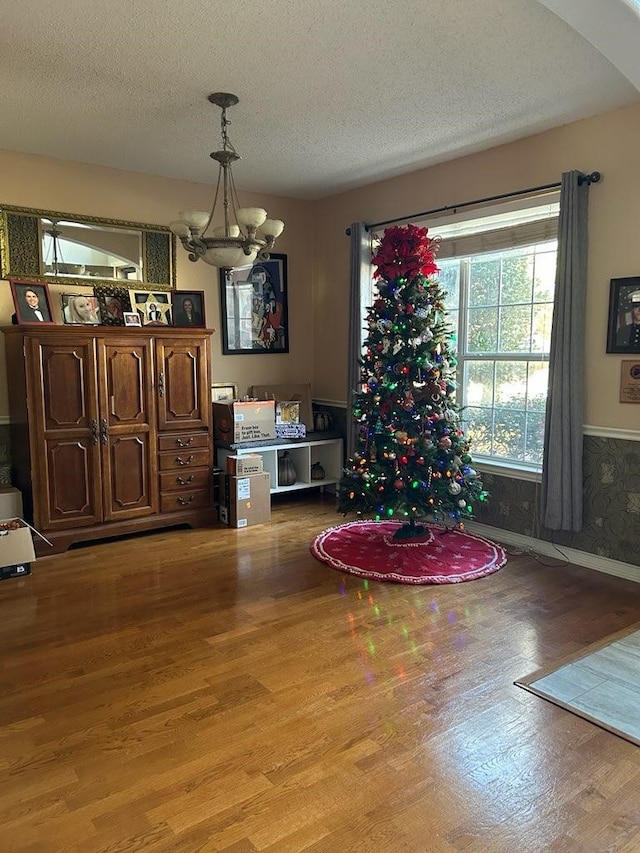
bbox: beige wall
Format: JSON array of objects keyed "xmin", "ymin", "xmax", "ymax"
[
  {"xmin": 0, "ymin": 150, "xmax": 314, "ymax": 414},
  {"xmin": 2, "ymin": 101, "xmax": 640, "ymax": 432},
  {"xmin": 312, "ymin": 101, "xmax": 640, "ymax": 431}
]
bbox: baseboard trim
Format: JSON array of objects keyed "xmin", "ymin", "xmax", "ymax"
[{"xmin": 467, "ymin": 521, "xmax": 640, "ymax": 584}]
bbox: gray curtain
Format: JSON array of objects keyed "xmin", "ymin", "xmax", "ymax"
[
  {"xmin": 540, "ymin": 171, "xmax": 590, "ymax": 531},
  {"xmin": 346, "ymin": 222, "xmax": 371, "ymax": 460}
]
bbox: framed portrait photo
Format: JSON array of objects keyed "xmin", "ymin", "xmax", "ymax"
[
  {"xmin": 10, "ymin": 279, "xmax": 55, "ymax": 325},
  {"xmin": 173, "ymin": 290, "xmax": 206, "ymax": 328},
  {"xmin": 61, "ymin": 292, "xmax": 101, "ymax": 325},
  {"xmin": 607, "ymin": 276, "xmax": 640, "ymax": 353},
  {"xmin": 219, "ymin": 254, "xmax": 289, "ymax": 354},
  {"xmin": 128, "ymin": 289, "xmax": 172, "ymax": 326},
  {"xmin": 95, "ymin": 284, "xmax": 132, "ymax": 326}
]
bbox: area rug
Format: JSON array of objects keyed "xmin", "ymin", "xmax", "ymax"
[
  {"xmin": 310, "ymin": 519, "xmax": 506, "ymax": 584},
  {"xmin": 516, "ymin": 626, "xmax": 640, "ymax": 746}
]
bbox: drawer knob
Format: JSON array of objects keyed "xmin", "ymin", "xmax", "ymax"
[
  {"xmin": 176, "ymin": 436, "xmax": 194, "ymax": 447},
  {"xmin": 177, "ymin": 475, "xmax": 195, "ymax": 485},
  {"xmin": 178, "ymin": 494, "xmax": 194, "ymax": 505}
]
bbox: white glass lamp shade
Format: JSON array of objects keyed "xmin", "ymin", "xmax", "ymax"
[
  {"xmin": 212, "ymin": 224, "xmax": 241, "ymax": 238},
  {"xmin": 236, "ymin": 207, "xmax": 267, "ymax": 229},
  {"xmin": 261, "ymin": 219, "xmax": 285, "ymax": 239},
  {"xmin": 178, "ymin": 210, "xmax": 210, "ymax": 232},
  {"xmin": 201, "ymin": 246, "xmax": 247, "ymax": 268},
  {"xmin": 169, "ymin": 220, "xmax": 192, "ymax": 238}
]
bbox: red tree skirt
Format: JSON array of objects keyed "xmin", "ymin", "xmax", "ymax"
[{"xmin": 311, "ymin": 520, "xmax": 507, "ymax": 584}]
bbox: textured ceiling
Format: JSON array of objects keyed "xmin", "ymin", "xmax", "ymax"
[{"xmin": 0, "ymin": 0, "xmax": 638, "ymax": 200}]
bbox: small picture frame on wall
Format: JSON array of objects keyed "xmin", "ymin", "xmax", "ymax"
[
  {"xmin": 61, "ymin": 292, "xmax": 101, "ymax": 325},
  {"xmin": 606, "ymin": 276, "xmax": 640, "ymax": 353},
  {"xmin": 9, "ymin": 279, "xmax": 54, "ymax": 324},
  {"xmin": 128, "ymin": 289, "xmax": 172, "ymax": 326}
]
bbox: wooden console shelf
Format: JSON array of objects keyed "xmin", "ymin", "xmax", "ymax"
[{"xmin": 216, "ymin": 436, "xmax": 343, "ymax": 495}]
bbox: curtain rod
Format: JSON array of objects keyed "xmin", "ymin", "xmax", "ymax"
[{"xmin": 345, "ymin": 171, "xmax": 601, "ymax": 235}]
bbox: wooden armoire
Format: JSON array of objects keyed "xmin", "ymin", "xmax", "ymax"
[{"xmin": 3, "ymin": 325, "xmax": 215, "ymax": 554}]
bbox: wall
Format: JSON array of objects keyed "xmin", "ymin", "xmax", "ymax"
[
  {"xmin": 311, "ymin": 101, "xmax": 640, "ymax": 434},
  {"xmin": 0, "ymin": 148, "xmax": 315, "ymax": 415}
]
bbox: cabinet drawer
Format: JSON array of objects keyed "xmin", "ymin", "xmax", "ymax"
[
  {"xmin": 158, "ymin": 432, "xmax": 210, "ymax": 452},
  {"xmin": 159, "ymin": 449, "xmax": 211, "ymax": 471},
  {"xmin": 160, "ymin": 488, "xmax": 211, "ymax": 513},
  {"xmin": 159, "ymin": 468, "xmax": 211, "ymax": 492}
]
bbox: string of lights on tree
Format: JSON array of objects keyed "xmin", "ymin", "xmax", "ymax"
[{"xmin": 337, "ymin": 223, "xmax": 488, "ymax": 538}]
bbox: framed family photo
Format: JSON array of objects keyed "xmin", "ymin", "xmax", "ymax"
[
  {"xmin": 219, "ymin": 254, "xmax": 289, "ymax": 354},
  {"xmin": 211, "ymin": 383, "xmax": 237, "ymax": 403},
  {"xmin": 10, "ymin": 279, "xmax": 54, "ymax": 324},
  {"xmin": 607, "ymin": 276, "xmax": 640, "ymax": 353}
]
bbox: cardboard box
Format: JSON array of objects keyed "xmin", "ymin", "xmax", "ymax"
[
  {"xmin": 219, "ymin": 472, "xmax": 271, "ymax": 528},
  {"xmin": 213, "ymin": 400, "xmax": 276, "ymax": 444},
  {"xmin": 249, "ymin": 384, "xmax": 313, "ymax": 429},
  {"xmin": 226, "ymin": 454, "xmax": 264, "ymax": 475},
  {"xmin": 0, "ymin": 519, "xmax": 35, "ymax": 581},
  {"xmin": 275, "ymin": 422, "xmax": 307, "ymax": 439},
  {"xmin": 0, "ymin": 487, "xmax": 23, "ymax": 519}
]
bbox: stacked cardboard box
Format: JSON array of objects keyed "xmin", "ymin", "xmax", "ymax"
[{"xmin": 219, "ymin": 472, "xmax": 271, "ymax": 528}]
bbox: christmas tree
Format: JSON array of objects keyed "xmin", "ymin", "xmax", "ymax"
[{"xmin": 337, "ymin": 224, "xmax": 487, "ymax": 540}]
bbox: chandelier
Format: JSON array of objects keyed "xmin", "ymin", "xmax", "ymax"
[{"xmin": 169, "ymin": 93, "xmax": 284, "ymax": 269}]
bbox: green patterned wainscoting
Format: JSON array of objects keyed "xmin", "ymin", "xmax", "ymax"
[
  {"xmin": 474, "ymin": 435, "xmax": 640, "ymax": 568},
  {"xmin": 0, "ymin": 422, "xmax": 11, "ymax": 485}
]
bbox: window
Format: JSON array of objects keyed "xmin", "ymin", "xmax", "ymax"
[{"xmin": 368, "ymin": 195, "xmax": 559, "ymax": 474}]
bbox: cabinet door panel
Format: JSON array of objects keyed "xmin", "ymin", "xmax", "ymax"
[
  {"xmin": 98, "ymin": 337, "xmax": 158, "ymax": 521},
  {"xmin": 44, "ymin": 438, "xmax": 101, "ymax": 526},
  {"xmin": 27, "ymin": 336, "xmax": 102, "ymax": 529},
  {"xmin": 155, "ymin": 337, "xmax": 210, "ymax": 431}
]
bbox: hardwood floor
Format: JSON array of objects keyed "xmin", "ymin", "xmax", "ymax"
[{"xmin": 1, "ymin": 493, "xmax": 639, "ymax": 853}]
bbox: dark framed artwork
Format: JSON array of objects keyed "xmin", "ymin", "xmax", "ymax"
[
  {"xmin": 606, "ymin": 276, "xmax": 640, "ymax": 353},
  {"xmin": 173, "ymin": 290, "xmax": 205, "ymax": 328},
  {"xmin": 128, "ymin": 289, "xmax": 172, "ymax": 326},
  {"xmin": 219, "ymin": 254, "xmax": 289, "ymax": 354},
  {"xmin": 95, "ymin": 284, "xmax": 132, "ymax": 326},
  {"xmin": 9, "ymin": 279, "xmax": 54, "ymax": 324}
]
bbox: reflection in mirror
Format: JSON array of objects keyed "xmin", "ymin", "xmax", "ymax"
[{"xmin": 41, "ymin": 219, "xmax": 143, "ymax": 281}]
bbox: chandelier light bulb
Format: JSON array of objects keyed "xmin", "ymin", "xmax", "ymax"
[{"xmin": 170, "ymin": 93, "xmax": 284, "ymax": 269}]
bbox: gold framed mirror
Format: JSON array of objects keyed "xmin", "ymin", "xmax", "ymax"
[{"xmin": 0, "ymin": 204, "xmax": 176, "ymax": 290}]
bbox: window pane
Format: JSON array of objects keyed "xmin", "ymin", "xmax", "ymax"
[
  {"xmin": 469, "ymin": 258, "xmax": 499, "ymax": 306},
  {"xmin": 463, "ymin": 406, "xmax": 493, "ymax": 455},
  {"xmin": 501, "ymin": 255, "xmax": 533, "ymax": 304},
  {"xmin": 499, "ymin": 305, "xmax": 532, "ymax": 352},
  {"xmin": 439, "ymin": 262, "xmax": 459, "ymax": 307},
  {"xmin": 495, "ymin": 361, "xmax": 527, "ymax": 408},
  {"xmin": 465, "ymin": 360, "xmax": 495, "ymax": 406},
  {"xmin": 533, "ymin": 247, "xmax": 557, "ymax": 301},
  {"xmin": 532, "ymin": 303, "xmax": 553, "ymax": 352},
  {"xmin": 467, "ymin": 307, "xmax": 498, "ymax": 352},
  {"xmin": 527, "ymin": 362, "xmax": 549, "ymax": 410},
  {"xmin": 493, "ymin": 408, "xmax": 526, "ymax": 460},
  {"xmin": 525, "ymin": 411, "xmax": 546, "ymax": 463}
]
